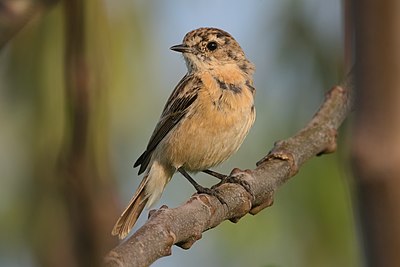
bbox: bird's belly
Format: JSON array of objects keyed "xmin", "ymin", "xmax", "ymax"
[{"xmin": 162, "ymin": 103, "xmax": 255, "ymax": 172}]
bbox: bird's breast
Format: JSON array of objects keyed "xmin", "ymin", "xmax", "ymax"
[{"xmin": 161, "ymin": 71, "xmax": 255, "ymax": 172}]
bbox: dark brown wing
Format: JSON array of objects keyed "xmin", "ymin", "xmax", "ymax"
[{"xmin": 134, "ymin": 74, "xmax": 201, "ymax": 174}]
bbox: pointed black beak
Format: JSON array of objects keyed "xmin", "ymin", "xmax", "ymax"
[{"xmin": 170, "ymin": 44, "xmax": 192, "ymax": 53}]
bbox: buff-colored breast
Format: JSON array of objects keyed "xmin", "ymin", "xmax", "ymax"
[{"xmin": 159, "ymin": 70, "xmax": 255, "ymax": 172}]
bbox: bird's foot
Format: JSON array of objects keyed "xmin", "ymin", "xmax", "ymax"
[
  {"xmin": 211, "ymin": 170, "xmax": 253, "ymax": 199},
  {"xmin": 178, "ymin": 167, "xmax": 226, "ymax": 205},
  {"xmin": 194, "ymin": 184, "xmax": 227, "ymax": 206}
]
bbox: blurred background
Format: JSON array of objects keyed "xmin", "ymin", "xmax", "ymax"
[{"xmin": 0, "ymin": 0, "xmax": 360, "ymax": 266}]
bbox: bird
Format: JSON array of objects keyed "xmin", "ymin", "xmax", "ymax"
[{"xmin": 112, "ymin": 27, "xmax": 256, "ymax": 239}]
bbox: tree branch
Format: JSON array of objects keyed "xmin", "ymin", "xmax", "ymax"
[{"xmin": 104, "ymin": 75, "xmax": 353, "ymax": 267}]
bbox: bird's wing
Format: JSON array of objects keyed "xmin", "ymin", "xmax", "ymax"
[{"xmin": 134, "ymin": 74, "xmax": 201, "ymax": 174}]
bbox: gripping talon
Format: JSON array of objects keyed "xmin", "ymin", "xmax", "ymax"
[
  {"xmin": 213, "ymin": 173, "xmax": 254, "ymax": 200},
  {"xmin": 195, "ymin": 186, "xmax": 227, "ymax": 205},
  {"xmin": 179, "ymin": 167, "xmax": 227, "ymax": 205}
]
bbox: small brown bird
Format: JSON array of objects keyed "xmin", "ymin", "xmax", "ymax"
[{"xmin": 112, "ymin": 27, "xmax": 256, "ymax": 239}]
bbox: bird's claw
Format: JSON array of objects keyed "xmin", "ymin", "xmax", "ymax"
[
  {"xmin": 195, "ymin": 186, "xmax": 227, "ymax": 206},
  {"xmin": 212, "ymin": 173, "xmax": 254, "ymax": 199}
]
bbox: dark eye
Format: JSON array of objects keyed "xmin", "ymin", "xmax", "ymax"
[{"xmin": 206, "ymin": 41, "xmax": 218, "ymax": 51}]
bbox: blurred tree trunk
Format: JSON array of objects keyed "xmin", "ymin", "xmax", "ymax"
[
  {"xmin": 28, "ymin": 1, "xmax": 119, "ymax": 266},
  {"xmin": 60, "ymin": 0, "xmax": 119, "ymax": 266},
  {"xmin": 351, "ymin": 1, "xmax": 400, "ymax": 266}
]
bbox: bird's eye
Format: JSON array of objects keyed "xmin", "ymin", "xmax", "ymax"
[{"xmin": 206, "ymin": 41, "xmax": 218, "ymax": 51}]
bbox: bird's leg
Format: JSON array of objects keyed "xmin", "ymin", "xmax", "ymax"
[
  {"xmin": 202, "ymin": 169, "xmax": 227, "ymax": 180},
  {"xmin": 178, "ymin": 168, "xmax": 226, "ymax": 205},
  {"xmin": 203, "ymin": 169, "xmax": 237, "ymax": 190},
  {"xmin": 178, "ymin": 167, "xmax": 207, "ymax": 192}
]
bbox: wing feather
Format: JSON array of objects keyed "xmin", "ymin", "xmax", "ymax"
[{"xmin": 134, "ymin": 74, "xmax": 201, "ymax": 174}]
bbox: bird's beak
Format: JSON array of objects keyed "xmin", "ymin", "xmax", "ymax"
[{"xmin": 170, "ymin": 44, "xmax": 192, "ymax": 53}]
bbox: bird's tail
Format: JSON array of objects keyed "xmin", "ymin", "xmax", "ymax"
[
  {"xmin": 111, "ymin": 175, "xmax": 149, "ymax": 239},
  {"xmin": 112, "ymin": 162, "xmax": 172, "ymax": 239}
]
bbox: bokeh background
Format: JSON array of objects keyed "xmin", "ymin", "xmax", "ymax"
[{"xmin": 0, "ymin": 0, "xmax": 361, "ymax": 266}]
